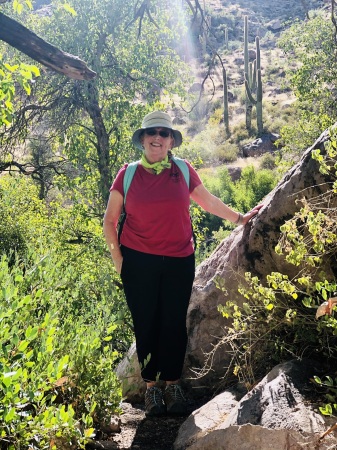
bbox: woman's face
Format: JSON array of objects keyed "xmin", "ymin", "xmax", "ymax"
[{"xmin": 141, "ymin": 127, "xmax": 174, "ymax": 163}]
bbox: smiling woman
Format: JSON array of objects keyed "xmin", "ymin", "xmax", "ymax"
[{"xmin": 103, "ymin": 110, "xmax": 262, "ymax": 417}]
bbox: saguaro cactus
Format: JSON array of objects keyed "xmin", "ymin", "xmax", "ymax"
[
  {"xmin": 223, "ymin": 67, "xmax": 230, "ymax": 136},
  {"xmin": 244, "ymin": 16, "xmax": 263, "ymax": 135},
  {"xmin": 224, "ymin": 26, "xmax": 229, "ymax": 50}
]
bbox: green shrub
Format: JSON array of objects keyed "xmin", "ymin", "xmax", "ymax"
[
  {"xmin": 215, "ymin": 142, "xmax": 239, "ymax": 162},
  {"xmin": 0, "ymin": 175, "xmax": 132, "ymax": 448},
  {"xmin": 259, "ymin": 153, "xmax": 276, "ymax": 170}
]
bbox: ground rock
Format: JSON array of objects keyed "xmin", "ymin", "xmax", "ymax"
[
  {"xmin": 115, "ymin": 342, "xmax": 145, "ymax": 403},
  {"xmin": 266, "ymin": 19, "xmax": 283, "ymax": 32},
  {"xmin": 174, "ymin": 359, "xmax": 337, "ymax": 450},
  {"xmin": 175, "ymin": 425, "xmax": 335, "ymax": 450},
  {"xmin": 242, "ymin": 132, "xmax": 280, "ymax": 157}
]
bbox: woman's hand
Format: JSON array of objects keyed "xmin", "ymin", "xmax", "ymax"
[
  {"xmin": 114, "ymin": 256, "xmax": 123, "ymax": 275},
  {"xmin": 241, "ymin": 204, "xmax": 264, "ymax": 225}
]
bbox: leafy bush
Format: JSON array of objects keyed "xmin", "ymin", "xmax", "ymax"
[
  {"xmin": 259, "ymin": 153, "xmax": 276, "ymax": 170},
  {"xmin": 0, "ymin": 176, "xmax": 132, "ymax": 448},
  {"xmin": 215, "ymin": 142, "xmax": 239, "ymax": 163},
  {"xmin": 0, "ymin": 253, "xmax": 122, "ymax": 449},
  {"xmin": 197, "ymin": 164, "xmax": 278, "ymax": 253}
]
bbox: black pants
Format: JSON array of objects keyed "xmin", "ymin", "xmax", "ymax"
[{"xmin": 121, "ymin": 246, "xmax": 195, "ymax": 382}]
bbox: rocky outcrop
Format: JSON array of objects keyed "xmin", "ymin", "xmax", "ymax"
[
  {"xmin": 174, "ymin": 359, "xmax": 337, "ymax": 450},
  {"xmin": 116, "ymin": 126, "xmax": 337, "ymax": 401},
  {"xmin": 241, "ymin": 132, "xmax": 280, "ymax": 157}
]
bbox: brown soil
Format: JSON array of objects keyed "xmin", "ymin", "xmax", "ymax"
[{"xmin": 88, "ymin": 397, "xmax": 209, "ymax": 450}]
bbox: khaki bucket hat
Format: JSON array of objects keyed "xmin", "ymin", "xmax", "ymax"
[{"xmin": 132, "ymin": 111, "xmax": 183, "ymax": 150}]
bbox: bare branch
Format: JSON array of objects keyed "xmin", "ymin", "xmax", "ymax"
[{"xmin": 125, "ymin": 0, "xmax": 159, "ymax": 38}]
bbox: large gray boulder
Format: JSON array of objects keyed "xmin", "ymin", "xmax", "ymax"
[
  {"xmin": 174, "ymin": 359, "xmax": 337, "ymax": 450},
  {"xmin": 183, "ymin": 126, "xmax": 337, "ymax": 393}
]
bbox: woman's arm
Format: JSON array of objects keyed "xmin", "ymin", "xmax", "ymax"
[
  {"xmin": 103, "ymin": 189, "xmax": 124, "ymax": 274},
  {"xmin": 190, "ymin": 183, "xmax": 262, "ymax": 225}
]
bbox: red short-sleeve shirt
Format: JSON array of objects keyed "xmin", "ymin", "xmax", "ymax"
[{"xmin": 110, "ymin": 160, "xmax": 202, "ymax": 257}]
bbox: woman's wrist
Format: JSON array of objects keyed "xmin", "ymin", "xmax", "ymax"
[{"xmin": 234, "ymin": 212, "xmax": 243, "ymax": 225}]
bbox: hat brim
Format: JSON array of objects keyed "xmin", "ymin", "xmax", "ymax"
[{"xmin": 132, "ymin": 128, "xmax": 183, "ymax": 150}]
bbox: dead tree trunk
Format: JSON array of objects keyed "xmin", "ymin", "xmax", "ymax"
[{"xmin": 0, "ymin": 12, "xmax": 96, "ymax": 80}]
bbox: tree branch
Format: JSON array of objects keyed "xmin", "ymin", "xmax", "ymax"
[{"xmin": 0, "ymin": 12, "xmax": 96, "ymax": 80}]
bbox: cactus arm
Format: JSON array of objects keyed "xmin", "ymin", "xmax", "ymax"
[
  {"xmin": 244, "ymin": 16, "xmax": 249, "ymax": 80},
  {"xmin": 256, "ymin": 36, "xmax": 261, "ymax": 71},
  {"xmin": 245, "ymin": 78, "xmax": 257, "ymax": 105},
  {"xmin": 223, "ymin": 67, "xmax": 230, "ymax": 135}
]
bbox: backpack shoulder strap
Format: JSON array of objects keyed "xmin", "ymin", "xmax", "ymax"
[
  {"xmin": 172, "ymin": 157, "xmax": 190, "ymax": 188},
  {"xmin": 123, "ymin": 161, "xmax": 139, "ymax": 205}
]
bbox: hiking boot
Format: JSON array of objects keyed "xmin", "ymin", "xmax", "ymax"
[
  {"xmin": 164, "ymin": 384, "xmax": 188, "ymax": 415},
  {"xmin": 145, "ymin": 386, "xmax": 166, "ymax": 417}
]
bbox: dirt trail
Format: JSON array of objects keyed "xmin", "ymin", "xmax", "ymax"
[{"xmin": 89, "ymin": 398, "xmax": 208, "ymax": 450}]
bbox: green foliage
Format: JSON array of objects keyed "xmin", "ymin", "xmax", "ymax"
[
  {"xmin": 0, "ymin": 253, "xmax": 121, "ymax": 449},
  {"xmin": 259, "ymin": 153, "xmax": 276, "ymax": 170},
  {"xmin": 278, "ymin": 12, "xmax": 337, "ymax": 117},
  {"xmin": 0, "ymin": 175, "xmax": 132, "ymax": 448},
  {"xmin": 0, "ymin": 57, "xmax": 40, "ymax": 127},
  {"xmin": 187, "ymin": 122, "xmax": 240, "ymax": 166},
  {"xmin": 197, "ymin": 164, "xmax": 278, "ymax": 253},
  {"xmin": 231, "ymin": 166, "xmax": 277, "ymax": 212},
  {"xmin": 215, "ymin": 142, "xmax": 239, "ymax": 163},
  {"xmin": 277, "ymin": 11, "xmax": 337, "ymax": 161},
  {"xmin": 1, "ymin": 0, "xmax": 192, "ymax": 205},
  {"xmin": 313, "ymin": 376, "xmax": 337, "ymax": 416}
]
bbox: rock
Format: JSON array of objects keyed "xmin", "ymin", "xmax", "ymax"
[
  {"xmin": 175, "ymin": 425, "xmax": 336, "ymax": 450},
  {"xmin": 188, "ymin": 83, "xmax": 203, "ymax": 93},
  {"xmin": 100, "ymin": 416, "xmax": 122, "ymax": 434},
  {"xmin": 182, "ymin": 126, "xmax": 337, "ymax": 392},
  {"xmin": 174, "ymin": 359, "xmax": 337, "ymax": 450},
  {"xmin": 266, "ymin": 19, "xmax": 283, "ymax": 32},
  {"xmin": 242, "ymin": 132, "xmax": 280, "ymax": 157},
  {"xmin": 115, "ymin": 342, "xmax": 145, "ymax": 403},
  {"xmin": 174, "ymin": 389, "xmax": 243, "ymax": 450}
]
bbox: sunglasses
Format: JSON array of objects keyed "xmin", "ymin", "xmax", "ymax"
[{"xmin": 144, "ymin": 128, "xmax": 171, "ymax": 138}]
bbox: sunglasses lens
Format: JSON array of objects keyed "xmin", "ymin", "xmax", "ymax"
[
  {"xmin": 145, "ymin": 129, "xmax": 157, "ymax": 136},
  {"xmin": 145, "ymin": 128, "xmax": 171, "ymax": 138}
]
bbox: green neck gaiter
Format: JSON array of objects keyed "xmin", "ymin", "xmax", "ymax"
[{"xmin": 141, "ymin": 154, "xmax": 171, "ymax": 175}]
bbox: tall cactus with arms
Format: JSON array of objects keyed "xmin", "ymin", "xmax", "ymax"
[{"xmin": 244, "ymin": 16, "xmax": 263, "ymax": 135}]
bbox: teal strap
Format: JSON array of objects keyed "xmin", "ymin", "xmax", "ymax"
[
  {"xmin": 123, "ymin": 161, "xmax": 139, "ymax": 206},
  {"xmin": 172, "ymin": 157, "xmax": 190, "ymax": 187}
]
